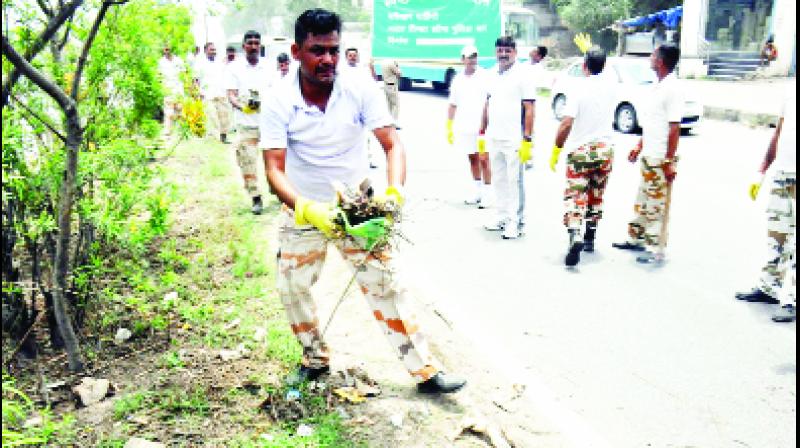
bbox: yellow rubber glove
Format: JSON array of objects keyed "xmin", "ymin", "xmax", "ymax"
[
  {"xmin": 518, "ymin": 139, "xmax": 533, "ymax": 164},
  {"xmin": 295, "ymin": 196, "xmax": 336, "ymax": 237},
  {"xmin": 446, "ymin": 119, "xmax": 454, "ymax": 145},
  {"xmin": 477, "ymin": 135, "xmax": 487, "ymax": 154},
  {"xmin": 574, "ymin": 33, "xmax": 592, "ymax": 54},
  {"xmin": 550, "ymin": 145, "xmax": 563, "ymax": 172},
  {"xmin": 375, "ymin": 185, "xmax": 405, "ymax": 208},
  {"xmin": 241, "ymin": 104, "xmax": 257, "ymax": 115},
  {"xmin": 749, "ymin": 173, "xmax": 765, "ymax": 201}
]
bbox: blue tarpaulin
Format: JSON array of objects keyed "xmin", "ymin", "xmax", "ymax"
[{"xmin": 622, "ymin": 6, "xmax": 683, "ymax": 29}]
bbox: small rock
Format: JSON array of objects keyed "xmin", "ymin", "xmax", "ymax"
[
  {"xmin": 44, "ymin": 380, "xmax": 67, "ymax": 390},
  {"xmin": 336, "ymin": 406, "xmax": 351, "ymax": 420},
  {"xmin": 259, "ymin": 434, "xmax": 275, "ymax": 442},
  {"xmin": 114, "ymin": 328, "xmax": 133, "ymax": 344},
  {"xmin": 23, "ymin": 416, "xmax": 43, "ymax": 427},
  {"xmin": 389, "ymin": 413, "xmax": 404, "ymax": 428},
  {"xmin": 123, "ymin": 437, "xmax": 165, "ymax": 448},
  {"xmin": 219, "ymin": 350, "xmax": 241, "ymax": 362},
  {"xmin": 285, "ymin": 389, "xmax": 302, "ymax": 401},
  {"xmin": 163, "ymin": 291, "xmax": 178, "ymax": 303},
  {"xmin": 253, "ymin": 327, "xmax": 267, "ymax": 342},
  {"xmin": 223, "ymin": 318, "xmax": 241, "ymax": 331},
  {"xmin": 73, "ymin": 378, "xmax": 111, "ymax": 406},
  {"xmin": 296, "ymin": 424, "xmax": 314, "ymax": 437},
  {"xmin": 408, "ymin": 403, "xmax": 431, "ymax": 423}
]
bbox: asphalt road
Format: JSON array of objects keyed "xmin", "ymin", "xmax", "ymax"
[{"xmin": 373, "ymin": 86, "xmax": 796, "ymax": 448}]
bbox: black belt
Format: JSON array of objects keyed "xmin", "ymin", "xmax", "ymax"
[{"xmin": 386, "ymin": 83, "xmax": 396, "ymax": 86}]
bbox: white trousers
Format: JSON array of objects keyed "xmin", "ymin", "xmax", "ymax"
[{"xmin": 489, "ymin": 139, "xmax": 525, "ymax": 224}]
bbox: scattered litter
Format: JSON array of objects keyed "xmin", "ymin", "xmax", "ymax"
[
  {"xmin": 23, "ymin": 416, "xmax": 42, "ymax": 428},
  {"xmin": 123, "ymin": 437, "xmax": 165, "ymax": 448},
  {"xmin": 296, "ymin": 424, "xmax": 314, "ymax": 437},
  {"xmin": 44, "ymin": 381, "xmax": 67, "ymax": 390},
  {"xmin": 389, "ymin": 413, "xmax": 404, "ymax": 428},
  {"xmin": 114, "ymin": 328, "xmax": 132, "ymax": 344},
  {"xmin": 451, "ymin": 416, "xmax": 512, "ymax": 448},
  {"xmin": 333, "ymin": 387, "xmax": 366, "ymax": 404},
  {"xmin": 218, "ymin": 344, "xmax": 249, "ymax": 362},
  {"xmin": 73, "ymin": 377, "xmax": 112, "ymax": 407},
  {"xmin": 354, "ymin": 377, "xmax": 381, "ymax": 397},
  {"xmin": 349, "ymin": 415, "xmax": 375, "ymax": 425},
  {"xmin": 259, "ymin": 434, "xmax": 275, "ymax": 442},
  {"xmin": 285, "ymin": 389, "xmax": 302, "ymax": 401}
]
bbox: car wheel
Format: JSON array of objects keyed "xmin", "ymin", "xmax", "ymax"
[
  {"xmin": 552, "ymin": 94, "xmax": 566, "ymax": 120},
  {"xmin": 615, "ymin": 104, "xmax": 638, "ymax": 134}
]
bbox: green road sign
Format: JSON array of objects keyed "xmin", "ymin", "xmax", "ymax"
[{"xmin": 373, "ymin": 0, "xmax": 502, "ymax": 60}]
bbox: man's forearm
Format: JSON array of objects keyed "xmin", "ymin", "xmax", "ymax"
[
  {"xmin": 761, "ymin": 118, "xmax": 783, "ymax": 173},
  {"xmin": 666, "ymin": 123, "xmax": 680, "ymax": 159},
  {"xmin": 227, "ymin": 89, "xmax": 242, "ymax": 110},
  {"xmin": 386, "ymin": 141, "xmax": 407, "ymax": 187},
  {"xmin": 555, "ymin": 118, "xmax": 573, "ymax": 148},
  {"xmin": 263, "ymin": 151, "xmax": 299, "ymax": 208},
  {"xmin": 523, "ymin": 101, "xmax": 534, "ymax": 137},
  {"xmin": 447, "ymin": 104, "xmax": 456, "ymax": 121}
]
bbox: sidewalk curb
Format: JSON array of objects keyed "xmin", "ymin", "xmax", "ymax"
[{"xmin": 703, "ymin": 106, "xmax": 780, "ymax": 128}]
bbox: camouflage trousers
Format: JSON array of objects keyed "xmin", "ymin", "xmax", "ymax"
[
  {"xmin": 384, "ymin": 86, "xmax": 399, "ymax": 122},
  {"xmin": 277, "ymin": 212, "xmax": 439, "ymax": 382},
  {"xmin": 759, "ymin": 171, "xmax": 796, "ymax": 305},
  {"xmin": 204, "ymin": 96, "xmax": 231, "ymax": 137},
  {"xmin": 563, "ymin": 140, "xmax": 614, "ymax": 238},
  {"xmin": 234, "ymin": 126, "xmax": 261, "ymax": 198},
  {"xmin": 627, "ymin": 156, "xmax": 677, "ymax": 251}
]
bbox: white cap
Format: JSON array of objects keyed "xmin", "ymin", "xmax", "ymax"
[{"xmin": 461, "ymin": 44, "xmax": 478, "ymax": 58}]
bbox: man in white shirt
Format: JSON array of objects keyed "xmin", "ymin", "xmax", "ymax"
[
  {"xmin": 550, "ymin": 46, "xmax": 615, "ymax": 267},
  {"xmin": 196, "ymin": 42, "xmax": 231, "ymax": 143},
  {"xmin": 736, "ymin": 80, "xmax": 797, "ymax": 323},
  {"xmin": 227, "ymin": 30, "xmax": 272, "ymax": 215},
  {"xmin": 447, "ymin": 45, "xmax": 491, "ymax": 207},
  {"xmin": 480, "ymin": 36, "xmax": 536, "ymax": 240},
  {"xmin": 157, "ymin": 46, "xmax": 185, "ymax": 137},
  {"xmin": 612, "ymin": 43, "xmax": 682, "ymax": 264},
  {"xmin": 260, "ymin": 8, "xmax": 466, "ymax": 394}
]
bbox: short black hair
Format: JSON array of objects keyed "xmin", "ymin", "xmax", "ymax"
[
  {"xmin": 277, "ymin": 53, "xmax": 290, "ymax": 63},
  {"xmin": 294, "ymin": 9, "xmax": 341, "ymax": 47},
  {"xmin": 226, "ymin": 46, "xmax": 236, "ymax": 53},
  {"xmin": 243, "ymin": 30, "xmax": 261, "ymax": 43},
  {"xmin": 536, "ymin": 45, "xmax": 548, "ymax": 58},
  {"xmin": 656, "ymin": 43, "xmax": 680, "ymax": 72},
  {"xmin": 346, "ymin": 48, "xmax": 358, "ymax": 54},
  {"xmin": 495, "ymin": 36, "xmax": 516, "ymax": 48},
  {"xmin": 584, "ymin": 45, "xmax": 606, "ymax": 75}
]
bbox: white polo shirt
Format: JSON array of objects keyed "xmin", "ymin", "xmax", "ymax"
[
  {"xmin": 774, "ymin": 81, "xmax": 796, "ymax": 172},
  {"xmin": 562, "ymin": 74, "xmax": 615, "ymax": 150},
  {"xmin": 485, "ymin": 61, "xmax": 536, "ymax": 142},
  {"xmin": 641, "ymin": 73, "xmax": 683, "ymax": 158},
  {"xmin": 158, "ymin": 56, "xmax": 185, "ymax": 98},
  {"xmin": 448, "ymin": 67, "xmax": 489, "ymax": 136},
  {"xmin": 227, "ymin": 57, "xmax": 272, "ymax": 128},
  {"xmin": 260, "ymin": 69, "xmax": 393, "ymax": 202},
  {"xmin": 195, "ymin": 58, "xmax": 227, "ymax": 99}
]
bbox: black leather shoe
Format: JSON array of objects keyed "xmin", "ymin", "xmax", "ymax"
[
  {"xmin": 612, "ymin": 241, "xmax": 645, "ymax": 251},
  {"xmin": 287, "ymin": 365, "xmax": 330, "ymax": 385},
  {"xmin": 565, "ymin": 241, "xmax": 584, "ymax": 267},
  {"xmin": 416, "ymin": 372, "xmax": 466, "ymax": 394},
  {"xmin": 735, "ymin": 288, "xmax": 779, "ymax": 304},
  {"xmin": 251, "ymin": 196, "xmax": 263, "ymax": 215},
  {"xmin": 584, "ymin": 225, "xmax": 596, "ymax": 252}
]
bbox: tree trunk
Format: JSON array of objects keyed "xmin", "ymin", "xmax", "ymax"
[{"xmin": 51, "ymin": 104, "xmax": 84, "ymax": 371}]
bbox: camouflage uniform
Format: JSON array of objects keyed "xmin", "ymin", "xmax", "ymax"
[
  {"xmin": 564, "ymin": 140, "xmax": 614, "ymax": 238},
  {"xmin": 234, "ymin": 126, "xmax": 261, "ymax": 198},
  {"xmin": 759, "ymin": 171, "xmax": 796, "ymax": 305},
  {"xmin": 277, "ymin": 213, "xmax": 439, "ymax": 382},
  {"xmin": 626, "ymin": 156, "xmax": 678, "ymax": 249}
]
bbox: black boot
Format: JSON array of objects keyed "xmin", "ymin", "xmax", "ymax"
[
  {"xmin": 417, "ymin": 372, "xmax": 466, "ymax": 394},
  {"xmin": 220, "ymin": 133, "xmax": 229, "ymax": 144},
  {"xmin": 251, "ymin": 196, "xmax": 263, "ymax": 215},
  {"xmin": 734, "ymin": 288, "xmax": 779, "ymax": 304},
  {"xmin": 584, "ymin": 223, "xmax": 596, "ymax": 253},
  {"xmin": 286, "ymin": 365, "xmax": 330, "ymax": 386},
  {"xmin": 565, "ymin": 230, "xmax": 584, "ymax": 267}
]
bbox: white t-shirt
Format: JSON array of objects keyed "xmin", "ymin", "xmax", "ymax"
[
  {"xmin": 562, "ymin": 74, "xmax": 615, "ymax": 150},
  {"xmin": 226, "ymin": 58, "xmax": 272, "ymax": 127},
  {"xmin": 338, "ymin": 63, "xmax": 375, "ymax": 83},
  {"xmin": 641, "ymin": 73, "xmax": 683, "ymax": 158},
  {"xmin": 528, "ymin": 62, "xmax": 546, "ymax": 90},
  {"xmin": 195, "ymin": 57, "xmax": 227, "ymax": 98},
  {"xmin": 448, "ymin": 67, "xmax": 489, "ymax": 136},
  {"xmin": 485, "ymin": 62, "xmax": 536, "ymax": 141},
  {"xmin": 259, "ymin": 69, "xmax": 393, "ymax": 202},
  {"xmin": 774, "ymin": 81, "xmax": 796, "ymax": 172},
  {"xmin": 158, "ymin": 56, "xmax": 185, "ymax": 97}
]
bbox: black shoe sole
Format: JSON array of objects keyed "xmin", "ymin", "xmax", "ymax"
[
  {"xmin": 612, "ymin": 243, "xmax": 645, "ymax": 252},
  {"xmin": 583, "ymin": 242, "xmax": 594, "ymax": 253},
  {"xmin": 417, "ymin": 381, "xmax": 466, "ymax": 394},
  {"xmin": 566, "ymin": 242, "xmax": 584, "ymax": 266}
]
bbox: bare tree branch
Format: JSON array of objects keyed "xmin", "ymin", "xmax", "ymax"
[
  {"xmin": 70, "ymin": 0, "xmax": 128, "ymax": 101},
  {"xmin": 10, "ymin": 93, "xmax": 67, "ymax": 143},
  {"xmin": 1, "ymin": 0, "xmax": 84, "ymax": 108},
  {"xmin": 2, "ymin": 36, "xmax": 76, "ymax": 113},
  {"xmin": 36, "ymin": 0, "xmax": 54, "ymax": 18}
]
